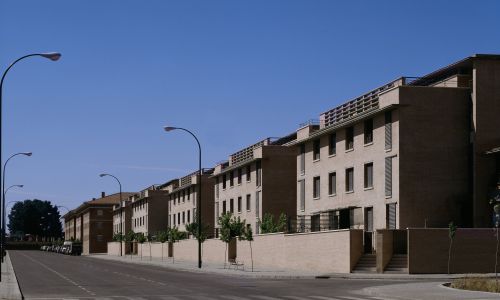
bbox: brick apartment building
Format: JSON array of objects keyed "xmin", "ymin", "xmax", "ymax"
[
  {"xmin": 112, "ymin": 198, "xmax": 132, "ymax": 236},
  {"xmin": 130, "ymin": 185, "xmax": 169, "ymax": 236},
  {"xmin": 165, "ymin": 169, "xmax": 215, "ymax": 234},
  {"xmin": 64, "ymin": 192, "xmax": 134, "ymax": 254},
  {"xmin": 212, "ymin": 136, "xmax": 297, "ymax": 234},
  {"xmin": 289, "ymin": 54, "xmax": 500, "ymax": 252}
]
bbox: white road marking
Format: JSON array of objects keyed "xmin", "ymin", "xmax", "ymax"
[
  {"xmin": 309, "ymin": 296, "xmax": 345, "ymax": 300},
  {"xmin": 249, "ymin": 296, "xmax": 285, "ymax": 300},
  {"xmin": 219, "ymin": 295, "xmax": 252, "ymax": 300},
  {"xmin": 19, "ymin": 252, "xmax": 96, "ymax": 296}
]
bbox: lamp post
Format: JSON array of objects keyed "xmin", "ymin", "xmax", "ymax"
[
  {"xmin": 99, "ymin": 173, "xmax": 123, "ymax": 256},
  {"xmin": 0, "ymin": 52, "xmax": 60, "ymax": 280},
  {"xmin": 3, "ymin": 185, "xmax": 23, "ymax": 244},
  {"xmin": 1, "ymin": 152, "xmax": 31, "ymax": 263},
  {"xmin": 164, "ymin": 126, "xmax": 202, "ymax": 268}
]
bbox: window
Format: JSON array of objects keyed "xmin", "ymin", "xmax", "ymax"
[
  {"xmin": 215, "ymin": 177, "xmax": 219, "ymax": 199},
  {"xmin": 299, "ymin": 180, "xmax": 305, "ymax": 211},
  {"xmin": 364, "ymin": 163, "xmax": 373, "ymax": 189},
  {"xmin": 300, "ymin": 144, "xmax": 306, "ymax": 174},
  {"xmin": 187, "ymin": 187, "xmax": 190, "ymax": 200},
  {"xmin": 386, "ymin": 203, "xmax": 396, "ymax": 229},
  {"xmin": 97, "ymin": 235, "xmax": 103, "ymax": 242},
  {"xmin": 222, "ymin": 174, "xmax": 227, "ymax": 189},
  {"xmin": 328, "ymin": 172, "xmax": 336, "ymax": 195},
  {"xmin": 238, "ymin": 168, "xmax": 242, "ymax": 185},
  {"xmin": 313, "ymin": 139, "xmax": 321, "ymax": 160},
  {"xmin": 223, "ymin": 201, "xmax": 227, "ymax": 214},
  {"xmin": 385, "ymin": 157, "xmax": 393, "ymax": 197},
  {"xmin": 237, "ymin": 196, "xmax": 242, "ymax": 213},
  {"xmin": 177, "ymin": 213, "xmax": 180, "ymax": 224},
  {"xmin": 256, "ymin": 161, "xmax": 262, "ymax": 186},
  {"xmin": 246, "ymin": 194, "xmax": 251, "ymax": 211},
  {"xmin": 187, "ymin": 210, "xmax": 190, "ymax": 223},
  {"xmin": 329, "ymin": 133, "xmax": 336, "ymax": 156},
  {"xmin": 246, "ymin": 165, "xmax": 251, "ymax": 182},
  {"xmin": 182, "ymin": 190, "xmax": 185, "ymax": 202},
  {"xmin": 364, "ymin": 119, "xmax": 373, "ymax": 144},
  {"xmin": 256, "ymin": 191, "xmax": 261, "ymax": 216},
  {"xmin": 385, "ymin": 111, "xmax": 392, "ymax": 150},
  {"xmin": 346, "ymin": 126, "xmax": 354, "ymax": 150},
  {"xmin": 216, "ymin": 202, "xmax": 219, "ymax": 217},
  {"xmin": 97, "ymin": 210, "xmax": 103, "ymax": 216},
  {"xmin": 182, "ymin": 212, "xmax": 185, "ymax": 224},
  {"xmin": 313, "ymin": 176, "xmax": 320, "ymax": 198},
  {"xmin": 346, "ymin": 168, "xmax": 354, "ymax": 192},
  {"xmin": 230, "ymin": 199, "xmax": 234, "ymax": 213},
  {"xmin": 230, "ymin": 171, "xmax": 234, "ymax": 187}
]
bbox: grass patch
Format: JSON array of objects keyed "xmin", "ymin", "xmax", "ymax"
[{"xmin": 451, "ymin": 277, "xmax": 500, "ymax": 293}]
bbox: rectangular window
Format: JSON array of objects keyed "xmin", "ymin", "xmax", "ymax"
[
  {"xmin": 299, "ymin": 180, "xmax": 305, "ymax": 211},
  {"xmin": 230, "ymin": 198, "xmax": 234, "ymax": 213},
  {"xmin": 237, "ymin": 168, "xmax": 242, "ymax": 185},
  {"xmin": 346, "ymin": 168, "xmax": 354, "ymax": 192},
  {"xmin": 300, "ymin": 144, "xmax": 305, "ymax": 174},
  {"xmin": 182, "ymin": 190, "xmax": 185, "ymax": 202},
  {"xmin": 97, "ymin": 235, "xmax": 103, "ymax": 242},
  {"xmin": 237, "ymin": 196, "xmax": 242, "ymax": 213},
  {"xmin": 385, "ymin": 157, "xmax": 393, "ymax": 197},
  {"xmin": 246, "ymin": 165, "xmax": 251, "ymax": 182},
  {"xmin": 256, "ymin": 191, "xmax": 260, "ymax": 217},
  {"xmin": 246, "ymin": 194, "xmax": 251, "ymax": 211},
  {"xmin": 328, "ymin": 172, "xmax": 336, "ymax": 195},
  {"xmin": 215, "ymin": 177, "xmax": 219, "ymax": 199},
  {"xmin": 329, "ymin": 133, "xmax": 336, "ymax": 156},
  {"xmin": 256, "ymin": 161, "xmax": 262, "ymax": 187},
  {"xmin": 187, "ymin": 187, "xmax": 190, "ymax": 200},
  {"xmin": 230, "ymin": 171, "xmax": 234, "ymax": 187},
  {"xmin": 222, "ymin": 174, "xmax": 227, "ymax": 189},
  {"xmin": 182, "ymin": 212, "xmax": 185, "ymax": 224},
  {"xmin": 223, "ymin": 201, "xmax": 227, "ymax": 214},
  {"xmin": 313, "ymin": 139, "xmax": 321, "ymax": 160},
  {"xmin": 346, "ymin": 126, "xmax": 354, "ymax": 150},
  {"xmin": 364, "ymin": 119, "xmax": 373, "ymax": 144},
  {"xmin": 386, "ymin": 203, "xmax": 396, "ymax": 229},
  {"xmin": 313, "ymin": 176, "xmax": 320, "ymax": 198},
  {"xmin": 364, "ymin": 163, "xmax": 373, "ymax": 189},
  {"xmin": 187, "ymin": 210, "xmax": 190, "ymax": 223},
  {"xmin": 385, "ymin": 111, "xmax": 392, "ymax": 150},
  {"xmin": 177, "ymin": 213, "xmax": 180, "ymax": 225},
  {"xmin": 216, "ymin": 202, "xmax": 219, "ymax": 217}
]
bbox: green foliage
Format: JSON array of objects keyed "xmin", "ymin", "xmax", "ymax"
[
  {"xmin": 185, "ymin": 222, "xmax": 210, "ymax": 243},
  {"xmin": 240, "ymin": 225, "xmax": 253, "ymax": 242},
  {"xmin": 135, "ymin": 232, "xmax": 147, "ymax": 244},
  {"xmin": 218, "ymin": 212, "xmax": 246, "ymax": 243},
  {"xmin": 124, "ymin": 230, "xmax": 135, "ymax": 242},
  {"xmin": 168, "ymin": 227, "xmax": 185, "ymax": 243},
  {"xmin": 112, "ymin": 233, "xmax": 123, "ymax": 242},
  {"xmin": 448, "ymin": 222, "xmax": 457, "ymax": 239},
  {"xmin": 259, "ymin": 213, "xmax": 287, "ymax": 234},
  {"xmin": 157, "ymin": 230, "xmax": 169, "ymax": 243},
  {"xmin": 8, "ymin": 199, "xmax": 63, "ymax": 238}
]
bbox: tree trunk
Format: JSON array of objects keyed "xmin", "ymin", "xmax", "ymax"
[
  {"xmin": 250, "ymin": 240, "xmax": 254, "ymax": 272},
  {"xmin": 149, "ymin": 242, "xmax": 152, "ymax": 261},
  {"xmin": 140, "ymin": 243, "xmax": 143, "ymax": 260},
  {"xmin": 161, "ymin": 242, "xmax": 164, "ymax": 261},
  {"xmin": 496, "ymin": 227, "xmax": 499, "ymax": 292},
  {"xmin": 224, "ymin": 243, "xmax": 228, "ymax": 269},
  {"xmin": 448, "ymin": 238, "xmax": 453, "ymax": 274}
]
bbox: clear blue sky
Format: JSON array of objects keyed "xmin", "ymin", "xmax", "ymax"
[{"xmin": 1, "ymin": 0, "xmax": 499, "ymax": 213}]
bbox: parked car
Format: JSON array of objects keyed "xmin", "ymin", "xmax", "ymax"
[{"xmin": 63, "ymin": 241, "xmax": 82, "ymax": 256}]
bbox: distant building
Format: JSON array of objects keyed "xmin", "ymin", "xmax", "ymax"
[
  {"xmin": 130, "ymin": 185, "xmax": 169, "ymax": 237},
  {"xmin": 164, "ymin": 169, "xmax": 215, "ymax": 234},
  {"xmin": 213, "ymin": 135, "xmax": 297, "ymax": 234},
  {"xmin": 63, "ymin": 192, "xmax": 135, "ymax": 254}
]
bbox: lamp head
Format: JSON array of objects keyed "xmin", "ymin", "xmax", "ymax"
[
  {"xmin": 164, "ymin": 126, "xmax": 178, "ymax": 132},
  {"xmin": 99, "ymin": 173, "xmax": 108, "ymax": 178},
  {"xmin": 40, "ymin": 52, "xmax": 62, "ymax": 61},
  {"xmin": 21, "ymin": 152, "xmax": 32, "ymax": 156},
  {"xmin": 16, "ymin": 185, "xmax": 24, "ymax": 188}
]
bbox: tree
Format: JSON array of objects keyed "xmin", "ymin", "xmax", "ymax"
[
  {"xmin": 157, "ymin": 230, "xmax": 169, "ymax": 261},
  {"xmin": 8, "ymin": 199, "xmax": 63, "ymax": 240},
  {"xmin": 218, "ymin": 212, "xmax": 246, "ymax": 268},
  {"xmin": 448, "ymin": 222, "xmax": 457, "ymax": 274},
  {"xmin": 259, "ymin": 213, "xmax": 287, "ymax": 234},
  {"xmin": 112, "ymin": 233, "xmax": 123, "ymax": 242},
  {"xmin": 240, "ymin": 225, "xmax": 254, "ymax": 272},
  {"xmin": 135, "ymin": 233, "xmax": 147, "ymax": 260},
  {"xmin": 168, "ymin": 227, "xmax": 184, "ymax": 263},
  {"xmin": 124, "ymin": 230, "xmax": 135, "ymax": 258}
]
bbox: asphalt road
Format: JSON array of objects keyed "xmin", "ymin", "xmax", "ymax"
[{"xmin": 9, "ymin": 250, "xmax": 421, "ymax": 300}]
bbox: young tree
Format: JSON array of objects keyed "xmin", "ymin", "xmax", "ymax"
[
  {"xmin": 168, "ymin": 227, "xmax": 183, "ymax": 263},
  {"xmin": 112, "ymin": 233, "xmax": 123, "ymax": 242},
  {"xmin": 124, "ymin": 230, "xmax": 135, "ymax": 259},
  {"xmin": 135, "ymin": 233, "xmax": 147, "ymax": 260},
  {"xmin": 239, "ymin": 225, "xmax": 254, "ymax": 272},
  {"xmin": 259, "ymin": 213, "xmax": 287, "ymax": 234},
  {"xmin": 218, "ymin": 212, "xmax": 246, "ymax": 268},
  {"xmin": 448, "ymin": 222, "xmax": 457, "ymax": 274},
  {"xmin": 157, "ymin": 230, "xmax": 169, "ymax": 261}
]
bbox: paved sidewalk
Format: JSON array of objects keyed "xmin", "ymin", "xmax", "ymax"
[{"xmin": 0, "ymin": 251, "xmax": 23, "ymax": 300}]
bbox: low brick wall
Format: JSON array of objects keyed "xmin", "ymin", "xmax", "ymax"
[
  {"xmin": 174, "ymin": 239, "xmax": 198, "ymax": 261},
  {"xmin": 408, "ymin": 228, "xmax": 500, "ymax": 274},
  {"xmin": 107, "ymin": 242, "xmax": 121, "ymax": 255}
]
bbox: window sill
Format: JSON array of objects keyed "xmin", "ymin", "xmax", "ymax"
[
  {"xmin": 385, "ymin": 148, "xmax": 392, "ymax": 152},
  {"xmin": 364, "ymin": 142, "xmax": 374, "ymax": 147},
  {"xmin": 364, "ymin": 187, "xmax": 374, "ymax": 191},
  {"xmin": 328, "ymin": 193, "xmax": 337, "ymax": 197},
  {"xmin": 247, "ymin": 210, "xmax": 251, "ymax": 212},
  {"xmin": 328, "ymin": 154, "xmax": 336, "ymax": 158},
  {"xmin": 345, "ymin": 149, "xmax": 354, "ymax": 153},
  {"xmin": 385, "ymin": 195, "xmax": 393, "ymax": 199},
  {"xmin": 313, "ymin": 159, "xmax": 320, "ymax": 163},
  {"xmin": 313, "ymin": 197, "xmax": 320, "ymax": 200},
  {"xmin": 345, "ymin": 191, "xmax": 354, "ymax": 194}
]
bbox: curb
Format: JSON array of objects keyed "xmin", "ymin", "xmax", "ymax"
[{"xmin": 0, "ymin": 251, "xmax": 24, "ymax": 300}]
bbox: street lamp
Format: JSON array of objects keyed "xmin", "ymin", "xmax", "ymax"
[
  {"xmin": 99, "ymin": 173, "xmax": 123, "ymax": 256},
  {"xmin": 1, "ymin": 152, "xmax": 31, "ymax": 263},
  {"xmin": 1, "ymin": 52, "xmax": 60, "ymax": 281},
  {"xmin": 3, "ymin": 185, "xmax": 23, "ymax": 244},
  {"xmin": 164, "ymin": 126, "xmax": 203, "ymax": 268}
]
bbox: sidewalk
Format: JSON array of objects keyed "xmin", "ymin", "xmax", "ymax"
[
  {"xmin": 0, "ymin": 252, "xmax": 23, "ymax": 300},
  {"xmin": 89, "ymin": 254, "xmax": 497, "ymax": 281}
]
